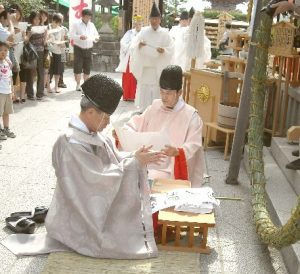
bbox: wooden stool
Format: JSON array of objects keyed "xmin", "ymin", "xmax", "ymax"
[
  {"xmin": 158, "ymin": 209, "xmax": 215, "ymax": 254},
  {"xmin": 204, "ymin": 122, "xmax": 235, "ymax": 160}
]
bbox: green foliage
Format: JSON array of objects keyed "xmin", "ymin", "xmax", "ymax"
[
  {"xmin": 202, "ymin": 10, "xmax": 220, "ymax": 19},
  {"xmin": 94, "ymin": 13, "xmax": 119, "ymax": 37},
  {"xmin": 162, "ymin": 0, "xmax": 188, "ymax": 28},
  {"xmin": 1, "ymin": 0, "xmax": 46, "ymax": 19},
  {"xmin": 110, "ymin": 15, "xmax": 119, "ymax": 36},
  {"xmin": 94, "ymin": 12, "xmax": 104, "ymax": 31},
  {"xmin": 202, "ymin": 9, "xmax": 247, "ymax": 22}
]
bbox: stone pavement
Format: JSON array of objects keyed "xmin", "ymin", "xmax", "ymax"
[{"xmin": 0, "ymin": 69, "xmax": 288, "ymax": 273}]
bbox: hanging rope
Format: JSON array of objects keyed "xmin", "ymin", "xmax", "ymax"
[{"xmin": 249, "ymin": 0, "xmax": 300, "ymax": 248}]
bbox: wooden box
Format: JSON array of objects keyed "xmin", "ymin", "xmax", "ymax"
[{"xmin": 188, "ymin": 69, "xmax": 240, "ymax": 141}]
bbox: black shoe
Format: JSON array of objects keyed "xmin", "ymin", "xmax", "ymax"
[
  {"xmin": 27, "ymin": 96, "xmax": 35, "ymax": 101},
  {"xmin": 292, "ymin": 150, "xmax": 300, "ymax": 157},
  {"xmin": 58, "ymin": 83, "xmax": 67, "ymax": 88},
  {"xmin": 286, "ymin": 158, "xmax": 300, "ymax": 170},
  {"xmin": 36, "ymin": 96, "xmax": 44, "ymax": 101}
]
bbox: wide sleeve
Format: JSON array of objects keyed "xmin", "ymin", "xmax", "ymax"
[
  {"xmin": 182, "ymin": 112, "xmax": 203, "ymax": 160},
  {"xmin": 124, "ymin": 105, "xmax": 152, "ymax": 132}
]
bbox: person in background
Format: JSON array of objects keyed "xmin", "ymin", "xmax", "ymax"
[
  {"xmin": 0, "ymin": 8, "xmax": 14, "ymax": 43},
  {"xmin": 0, "ymin": 41, "xmax": 16, "ymax": 151},
  {"xmin": 218, "ymin": 22, "xmax": 233, "ymax": 55},
  {"xmin": 130, "ymin": 2, "xmax": 174, "ymax": 111},
  {"xmin": 70, "ymin": 9, "xmax": 99, "ymax": 91},
  {"xmin": 116, "ymin": 15, "xmax": 143, "ymax": 101},
  {"xmin": 47, "ymin": 13, "xmax": 64, "ymax": 93},
  {"xmin": 169, "ymin": 10, "xmax": 189, "ymax": 71},
  {"xmin": 57, "ymin": 12, "xmax": 68, "ymax": 88},
  {"xmin": 39, "ymin": 9, "xmax": 51, "ymax": 94},
  {"xmin": 10, "ymin": 4, "xmax": 26, "ymax": 103},
  {"xmin": 25, "ymin": 11, "xmax": 47, "ymax": 100}
]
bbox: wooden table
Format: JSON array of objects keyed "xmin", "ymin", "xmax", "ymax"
[
  {"xmin": 152, "ymin": 179, "xmax": 216, "ymax": 254},
  {"xmin": 204, "ymin": 122, "xmax": 235, "ymax": 160}
]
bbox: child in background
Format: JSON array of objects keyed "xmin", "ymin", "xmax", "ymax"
[{"xmin": 0, "ymin": 41, "xmax": 16, "ymax": 150}]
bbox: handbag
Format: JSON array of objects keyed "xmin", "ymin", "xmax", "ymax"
[
  {"xmin": 9, "ymin": 47, "xmax": 20, "ymax": 73},
  {"xmin": 21, "ymin": 42, "xmax": 38, "ymax": 69}
]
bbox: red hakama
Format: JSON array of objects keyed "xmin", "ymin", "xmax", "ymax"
[{"xmin": 122, "ymin": 60, "xmax": 136, "ymax": 101}]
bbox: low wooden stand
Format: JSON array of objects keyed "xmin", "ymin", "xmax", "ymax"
[
  {"xmin": 152, "ymin": 179, "xmax": 216, "ymax": 254},
  {"xmin": 204, "ymin": 122, "xmax": 235, "ymax": 160},
  {"xmin": 158, "ymin": 210, "xmax": 215, "ymax": 254}
]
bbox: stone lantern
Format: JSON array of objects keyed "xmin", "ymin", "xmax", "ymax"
[{"xmin": 92, "ymin": 0, "xmax": 120, "ymax": 72}]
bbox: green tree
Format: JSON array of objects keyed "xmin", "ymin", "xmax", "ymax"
[
  {"xmin": 1, "ymin": 0, "xmax": 46, "ymax": 19},
  {"xmin": 162, "ymin": 0, "xmax": 188, "ymax": 28}
]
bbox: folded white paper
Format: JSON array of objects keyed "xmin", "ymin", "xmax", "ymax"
[
  {"xmin": 114, "ymin": 125, "xmax": 170, "ymax": 152},
  {"xmin": 31, "ymin": 26, "xmax": 47, "ymax": 34},
  {"xmin": 150, "ymin": 187, "xmax": 220, "ymax": 214}
]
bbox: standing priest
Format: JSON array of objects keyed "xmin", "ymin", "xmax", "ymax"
[{"xmin": 130, "ymin": 2, "xmax": 174, "ymax": 111}]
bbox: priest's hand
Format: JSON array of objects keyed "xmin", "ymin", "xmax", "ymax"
[
  {"xmin": 139, "ymin": 41, "xmax": 146, "ymax": 48},
  {"xmin": 157, "ymin": 47, "xmax": 165, "ymax": 53},
  {"xmin": 135, "ymin": 146, "xmax": 166, "ymax": 166},
  {"xmin": 161, "ymin": 145, "xmax": 179, "ymax": 157}
]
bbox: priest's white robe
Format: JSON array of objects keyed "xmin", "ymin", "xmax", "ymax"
[
  {"xmin": 170, "ymin": 25, "xmax": 189, "ymax": 71},
  {"xmin": 115, "ymin": 28, "xmax": 139, "ymax": 73},
  {"xmin": 2, "ymin": 116, "xmax": 157, "ymax": 259},
  {"xmin": 130, "ymin": 26, "xmax": 174, "ymax": 111},
  {"xmin": 124, "ymin": 98, "xmax": 203, "ymax": 187}
]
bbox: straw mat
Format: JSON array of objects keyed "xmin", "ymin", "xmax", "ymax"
[{"xmin": 42, "ymin": 251, "xmax": 201, "ymax": 274}]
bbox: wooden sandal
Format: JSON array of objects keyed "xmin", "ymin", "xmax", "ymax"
[{"xmin": 5, "ymin": 216, "xmax": 36, "ymax": 234}]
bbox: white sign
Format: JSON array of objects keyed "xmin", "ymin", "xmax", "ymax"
[{"xmin": 69, "ymin": 0, "xmax": 92, "ymax": 51}]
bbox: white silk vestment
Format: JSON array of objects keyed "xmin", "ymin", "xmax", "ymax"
[{"xmin": 130, "ymin": 26, "xmax": 174, "ymax": 111}]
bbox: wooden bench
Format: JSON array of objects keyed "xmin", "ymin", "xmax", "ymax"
[
  {"xmin": 158, "ymin": 209, "xmax": 215, "ymax": 254},
  {"xmin": 204, "ymin": 122, "xmax": 235, "ymax": 160},
  {"xmin": 152, "ymin": 179, "xmax": 216, "ymax": 254}
]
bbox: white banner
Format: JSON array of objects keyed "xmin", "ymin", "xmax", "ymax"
[{"xmin": 69, "ymin": 0, "xmax": 92, "ymax": 51}]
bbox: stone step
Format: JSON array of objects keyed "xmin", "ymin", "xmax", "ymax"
[
  {"xmin": 243, "ymin": 145, "xmax": 300, "ymax": 274},
  {"xmin": 271, "ymin": 137, "xmax": 300, "ymax": 195}
]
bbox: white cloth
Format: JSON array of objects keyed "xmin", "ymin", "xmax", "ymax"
[
  {"xmin": 13, "ymin": 22, "xmax": 25, "ymax": 64},
  {"xmin": 0, "ymin": 23, "xmax": 10, "ymax": 42},
  {"xmin": 170, "ymin": 25, "xmax": 189, "ymax": 71},
  {"xmin": 115, "ymin": 28, "xmax": 139, "ymax": 73},
  {"xmin": 70, "ymin": 20, "xmax": 99, "ymax": 49},
  {"xmin": 48, "ymin": 25, "xmax": 64, "ymax": 55},
  {"xmin": 130, "ymin": 26, "xmax": 174, "ymax": 110},
  {"xmin": 0, "ymin": 60, "xmax": 12, "ymax": 94}
]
